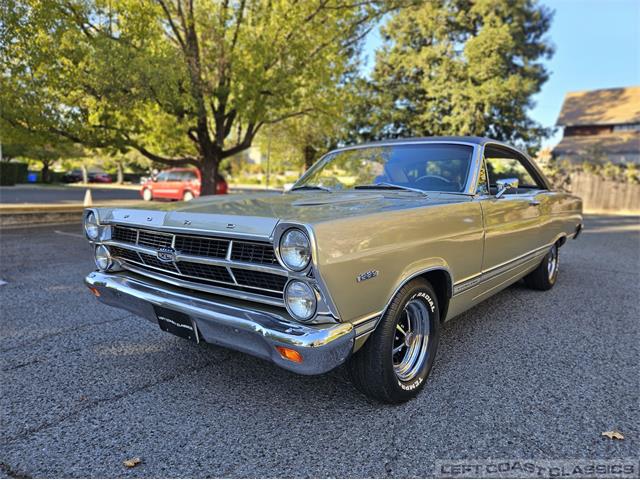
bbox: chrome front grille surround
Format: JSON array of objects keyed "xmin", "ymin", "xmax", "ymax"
[{"xmin": 107, "ymin": 225, "xmax": 286, "ymax": 303}]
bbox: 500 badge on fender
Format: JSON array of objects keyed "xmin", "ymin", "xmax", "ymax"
[{"xmin": 357, "ymin": 270, "xmax": 379, "ymax": 283}]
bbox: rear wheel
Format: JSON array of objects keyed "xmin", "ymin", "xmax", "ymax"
[
  {"xmin": 142, "ymin": 188, "xmax": 153, "ymax": 201},
  {"xmin": 182, "ymin": 191, "xmax": 194, "ymax": 202},
  {"xmin": 524, "ymin": 244, "xmax": 559, "ymax": 290},
  {"xmin": 347, "ymin": 278, "xmax": 440, "ymax": 403}
]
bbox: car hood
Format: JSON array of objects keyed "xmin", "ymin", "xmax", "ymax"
[{"xmin": 100, "ymin": 191, "xmax": 468, "ymax": 239}]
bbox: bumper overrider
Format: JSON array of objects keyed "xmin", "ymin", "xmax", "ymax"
[{"xmin": 85, "ymin": 271, "xmax": 354, "ymax": 374}]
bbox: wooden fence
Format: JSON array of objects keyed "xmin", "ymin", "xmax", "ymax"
[{"xmin": 568, "ymin": 173, "xmax": 640, "ymax": 214}]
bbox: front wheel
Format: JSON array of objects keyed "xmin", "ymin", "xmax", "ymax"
[
  {"xmin": 142, "ymin": 188, "xmax": 153, "ymax": 201},
  {"xmin": 347, "ymin": 278, "xmax": 440, "ymax": 403},
  {"xmin": 524, "ymin": 244, "xmax": 559, "ymax": 291},
  {"xmin": 182, "ymin": 190, "xmax": 194, "ymax": 202}
]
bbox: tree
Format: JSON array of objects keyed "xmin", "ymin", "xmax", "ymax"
[
  {"xmin": 349, "ymin": 0, "xmax": 554, "ymax": 152},
  {"xmin": 0, "ymin": 121, "xmax": 83, "ymax": 182},
  {"xmin": 1, "ymin": 0, "xmax": 394, "ymax": 194}
]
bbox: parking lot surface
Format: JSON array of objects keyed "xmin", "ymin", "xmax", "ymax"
[{"xmin": 1, "ymin": 216, "xmax": 638, "ymax": 478}]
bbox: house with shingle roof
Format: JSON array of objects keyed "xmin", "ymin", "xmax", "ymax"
[{"xmin": 553, "ymin": 86, "xmax": 640, "ymax": 164}]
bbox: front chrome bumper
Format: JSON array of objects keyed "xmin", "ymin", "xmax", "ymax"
[{"xmin": 85, "ymin": 271, "xmax": 354, "ymax": 375}]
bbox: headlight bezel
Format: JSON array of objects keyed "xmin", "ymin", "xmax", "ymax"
[
  {"xmin": 94, "ymin": 244, "xmax": 113, "ymax": 271},
  {"xmin": 84, "ymin": 210, "xmax": 100, "ymax": 240},
  {"xmin": 278, "ymin": 228, "xmax": 312, "ymax": 272},
  {"xmin": 284, "ymin": 280, "xmax": 318, "ymax": 321}
]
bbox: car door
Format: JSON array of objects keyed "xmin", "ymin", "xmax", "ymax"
[
  {"xmin": 151, "ymin": 171, "xmax": 171, "ymax": 198},
  {"xmin": 478, "ymin": 145, "xmax": 550, "ymax": 275}
]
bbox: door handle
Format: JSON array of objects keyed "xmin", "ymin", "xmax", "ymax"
[{"xmin": 529, "ymin": 200, "xmax": 540, "ymax": 206}]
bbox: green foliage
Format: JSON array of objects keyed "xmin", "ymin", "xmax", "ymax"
[
  {"xmin": 1, "ymin": 0, "xmax": 391, "ymax": 193},
  {"xmin": 0, "ymin": 161, "xmax": 28, "ymax": 185},
  {"xmin": 347, "ymin": 0, "xmax": 554, "ymax": 152}
]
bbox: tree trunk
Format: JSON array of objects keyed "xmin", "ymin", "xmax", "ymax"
[
  {"xmin": 304, "ymin": 145, "xmax": 317, "ymax": 171},
  {"xmin": 81, "ymin": 164, "xmax": 89, "ymax": 184},
  {"xmin": 41, "ymin": 161, "xmax": 51, "ymax": 183},
  {"xmin": 199, "ymin": 153, "xmax": 219, "ymax": 196},
  {"xmin": 116, "ymin": 161, "xmax": 124, "ymax": 184}
]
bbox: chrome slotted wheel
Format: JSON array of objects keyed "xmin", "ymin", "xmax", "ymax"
[
  {"xmin": 547, "ymin": 244, "xmax": 559, "ymax": 282},
  {"xmin": 392, "ymin": 298, "xmax": 431, "ymax": 382}
]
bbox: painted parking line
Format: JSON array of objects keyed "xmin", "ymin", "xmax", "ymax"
[{"xmin": 0, "ymin": 279, "xmax": 7, "ymax": 286}]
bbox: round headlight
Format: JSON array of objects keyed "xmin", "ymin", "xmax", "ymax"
[
  {"xmin": 284, "ymin": 281, "xmax": 317, "ymax": 321},
  {"xmin": 279, "ymin": 229, "xmax": 311, "ymax": 271},
  {"xmin": 94, "ymin": 245, "xmax": 112, "ymax": 271},
  {"xmin": 84, "ymin": 211, "xmax": 99, "ymax": 240}
]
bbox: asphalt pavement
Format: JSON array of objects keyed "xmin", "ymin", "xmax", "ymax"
[{"xmin": 1, "ymin": 216, "xmax": 638, "ymax": 478}]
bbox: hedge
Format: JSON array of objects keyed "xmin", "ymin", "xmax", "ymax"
[{"xmin": 0, "ymin": 162, "xmax": 29, "ymax": 186}]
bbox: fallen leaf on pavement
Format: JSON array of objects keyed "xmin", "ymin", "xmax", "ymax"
[
  {"xmin": 602, "ymin": 430, "xmax": 624, "ymax": 440},
  {"xmin": 123, "ymin": 457, "xmax": 142, "ymax": 468}
]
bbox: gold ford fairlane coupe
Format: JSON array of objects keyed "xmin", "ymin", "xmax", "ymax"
[{"xmin": 84, "ymin": 137, "xmax": 582, "ymax": 403}]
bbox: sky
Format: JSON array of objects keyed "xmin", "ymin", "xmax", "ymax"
[{"xmin": 362, "ymin": 0, "xmax": 640, "ymax": 148}]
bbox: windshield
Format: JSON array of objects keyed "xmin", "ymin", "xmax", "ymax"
[{"xmin": 293, "ymin": 144, "xmax": 474, "ymax": 193}]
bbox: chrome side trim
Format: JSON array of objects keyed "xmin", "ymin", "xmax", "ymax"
[{"xmin": 452, "ymin": 243, "xmax": 552, "ymax": 296}]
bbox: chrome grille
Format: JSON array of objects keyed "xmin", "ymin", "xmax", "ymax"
[
  {"xmin": 231, "ymin": 268, "xmax": 287, "ymax": 291},
  {"xmin": 138, "ymin": 230, "xmax": 172, "ymax": 249},
  {"xmin": 112, "ymin": 227, "xmax": 137, "ymax": 244},
  {"xmin": 139, "ymin": 253, "xmax": 179, "ymax": 272},
  {"xmin": 108, "ymin": 225, "xmax": 286, "ymax": 302},
  {"xmin": 230, "ymin": 242, "xmax": 278, "ymax": 265},
  {"xmin": 175, "ymin": 235, "xmax": 228, "ymax": 258},
  {"xmin": 178, "ymin": 262, "xmax": 233, "ymax": 283},
  {"xmin": 110, "ymin": 246, "xmax": 142, "ymax": 263}
]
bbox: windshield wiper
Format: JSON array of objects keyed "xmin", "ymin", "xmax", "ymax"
[
  {"xmin": 290, "ymin": 185, "xmax": 332, "ymax": 192},
  {"xmin": 354, "ymin": 182, "xmax": 428, "ymax": 196}
]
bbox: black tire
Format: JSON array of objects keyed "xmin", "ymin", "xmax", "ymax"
[
  {"xmin": 182, "ymin": 190, "xmax": 194, "ymax": 202},
  {"xmin": 347, "ymin": 278, "xmax": 440, "ymax": 404},
  {"xmin": 524, "ymin": 244, "xmax": 559, "ymax": 291}
]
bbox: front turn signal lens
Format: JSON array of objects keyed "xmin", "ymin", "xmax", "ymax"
[
  {"xmin": 276, "ymin": 346, "xmax": 303, "ymax": 363},
  {"xmin": 88, "ymin": 286, "xmax": 101, "ymax": 297}
]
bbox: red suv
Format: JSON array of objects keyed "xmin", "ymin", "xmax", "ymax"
[{"xmin": 140, "ymin": 168, "xmax": 228, "ymax": 201}]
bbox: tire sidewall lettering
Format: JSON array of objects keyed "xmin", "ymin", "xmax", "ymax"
[{"xmin": 396, "ymin": 289, "xmax": 436, "ymax": 390}]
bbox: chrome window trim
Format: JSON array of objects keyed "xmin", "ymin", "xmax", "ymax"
[
  {"xmin": 481, "ymin": 142, "xmax": 552, "ymax": 191},
  {"xmin": 292, "ymin": 141, "xmax": 481, "ymax": 196}
]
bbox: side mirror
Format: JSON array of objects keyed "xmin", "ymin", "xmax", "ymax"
[
  {"xmin": 151, "ymin": 176, "xmax": 158, "ymax": 183},
  {"xmin": 495, "ymin": 178, "xmax": 519, "ymax": 198}
]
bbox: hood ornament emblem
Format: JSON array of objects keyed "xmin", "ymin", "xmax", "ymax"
[{"xmin": 226, "ymin": 223, "xmax": 236, "ymax": 229}]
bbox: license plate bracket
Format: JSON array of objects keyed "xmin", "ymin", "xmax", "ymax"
[{"xmin": 154, "ymin": 306, "xmax": 200, "ymax": 343}]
